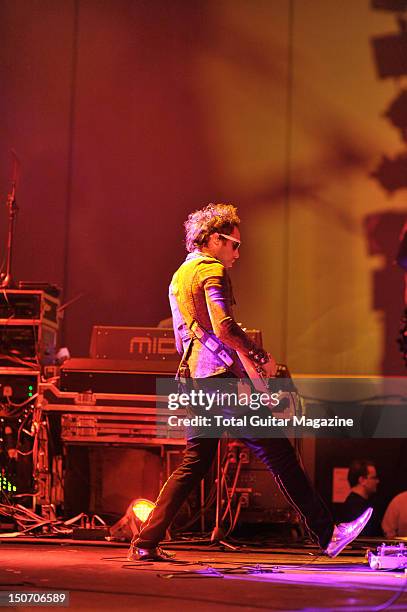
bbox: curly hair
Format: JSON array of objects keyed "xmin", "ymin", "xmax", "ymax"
[{"xmin": 184, "ymin": 203, "xmax": 240, "ymax": 253}]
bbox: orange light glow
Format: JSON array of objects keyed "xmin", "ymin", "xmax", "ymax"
[{"xmin": 132, "ymin": 499, "xmax": 155, "ymax": 523}]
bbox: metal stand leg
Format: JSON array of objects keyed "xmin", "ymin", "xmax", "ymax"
[{"xmin": 210, "ymin": 439, "xmax": 238, "ymax": 550}]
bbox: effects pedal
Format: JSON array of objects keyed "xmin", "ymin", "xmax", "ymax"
[{"xmin": 368, "ymin": 543, "xmax": 407, "ymax": 570}]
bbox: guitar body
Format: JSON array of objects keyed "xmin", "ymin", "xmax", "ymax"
[
  {"xmin": 236, "ymin": 350, "xmax": 299, "ymax": 418},
  {"xmin": 236, "ymin": 350, "xmax": 270, "ymax": 395}
]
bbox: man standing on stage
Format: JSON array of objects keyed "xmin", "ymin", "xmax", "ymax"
[{"xmin": 128, "ymin": 203, "xmax": 372, "ymax": 561}]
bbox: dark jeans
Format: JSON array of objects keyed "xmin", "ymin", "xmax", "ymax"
[{"xmin": 136, "ymin": 434, "xmax": 334, "ymax": 549}]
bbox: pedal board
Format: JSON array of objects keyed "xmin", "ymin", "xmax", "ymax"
[{"xmin": 368, "ymin": 543, "xmax": 407, "ymax": 570}]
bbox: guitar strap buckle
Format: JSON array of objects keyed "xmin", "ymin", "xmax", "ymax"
[{"xmin": 190, "ymin": 320, "xmax": 234, "ymax": 367}]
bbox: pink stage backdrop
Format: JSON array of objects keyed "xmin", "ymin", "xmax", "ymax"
[{"xmin": 0, "ymin": 0, "xmax": 405, "ymax": 374}]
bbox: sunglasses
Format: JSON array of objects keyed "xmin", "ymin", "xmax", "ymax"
[{"xmin": 218, "ymin": 233, "xmax": 241, "ymax": 251}]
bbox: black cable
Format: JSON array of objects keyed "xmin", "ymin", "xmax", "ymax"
[
  {"xmin": 7, "ymin": 393, "xmax": 38, "ymax": 409},
  {"xmin": 170, "ymin": 440, "xmax": 230, "ymax": 536},
  {"xmin": 0, "ymin": 352, "xmax": 38, "ymax": 369},
  {"xmin": 371, "ymin": 569, "xmax": 407, "ymax": 612},
  {"xmin": 126, "ymin": 554, "xmax": 407, "ymax": 612},
  {"xmin": 170, "ymin": 483, "xmax": 217, "ymax": 533}
]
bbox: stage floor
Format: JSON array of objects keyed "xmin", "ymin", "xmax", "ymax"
[{"xmin": 0, "ymin": 540, "xmax": 406, "ymax": 611}]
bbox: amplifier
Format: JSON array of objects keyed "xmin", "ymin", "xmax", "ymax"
[
  {"xmin": 0, "ymin": 288, "xmax": 59, "ymax": 323},
  {"xmin": 0, "ymin": 289, "xmax": 59, "ymax": 366},
  {"xmin": 89, "ymin": 325, "xmax": 262, "ymax": 373},
  {"xmin": 225, "ymin": 441, "xmax": 297, "ymax": 524},
  {"xmin": 60, "ymin": 358, "xmax": 174, "ymax": 394}
]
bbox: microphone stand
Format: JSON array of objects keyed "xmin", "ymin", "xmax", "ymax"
[
  {"xmin": 1, "ymin": 152, "xmax": 19, "ymax": 289},
  {"xmin": 210, "ymin": 437, "xmax": 238, "ymax": 550},
  {"xmin": 0, "ymin": 183, "xmax": 18, "ymax": 288}
]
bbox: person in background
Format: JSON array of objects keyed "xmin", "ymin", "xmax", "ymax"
[
  {"xmin": 382, "ymin": 490, "xmax": 407, "ymax": 538},
  {"xmin": 341, "ymin": 459, "xmax": 380, "ymax": 536}
]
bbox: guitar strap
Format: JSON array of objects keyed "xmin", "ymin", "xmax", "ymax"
[
  {"xmin": 190, "ymin": 320, "xmax": 234, "ymax": 367},
  {"xmin": 175, "ymin": 319, "xmax": 234, "ymax": 383},
  {"xmin": 173, "ymin": 260, "xmax": 235, "ymax": 381},
  {"xmin": 172, "ymin": 262, "xmax": 303, "ymax": 418}
]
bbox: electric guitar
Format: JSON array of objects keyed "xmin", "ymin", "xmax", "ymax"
[{"xmin": 236, "ymin": 350, "xmax": 300, "ymax": 417}]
